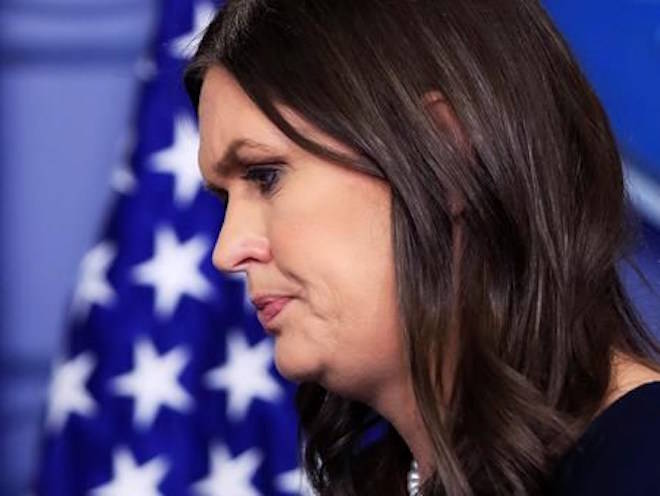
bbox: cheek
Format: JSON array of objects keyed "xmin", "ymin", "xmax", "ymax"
[
  {"xmin": 291, "ymin": 200, "xmax": 399, "ymax": 343},
  {"xmin": 270, "ymin": 185, "xmax": 394, "ymax": 326},
  {"xmin": 270, "ymin": 172, "xmax": 400, "ymax": 336}
]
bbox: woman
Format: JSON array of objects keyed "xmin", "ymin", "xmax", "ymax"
[{"xmin": 184, "ymin": 1, "xmax": 660, "ymax": 494}]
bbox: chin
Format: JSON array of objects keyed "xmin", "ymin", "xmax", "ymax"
[{"xmin": 273, "ymin": 345, "xmax": 321, "ymax": 385}]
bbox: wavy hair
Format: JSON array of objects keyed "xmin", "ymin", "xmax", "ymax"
[{"xmin": 184, "ymin": 1, "xmax": 660, "ymax": 494}]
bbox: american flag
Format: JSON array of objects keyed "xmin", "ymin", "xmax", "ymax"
[{"xmin": 34, "ymin": 1, "xmax": 311, "ymax": 494}]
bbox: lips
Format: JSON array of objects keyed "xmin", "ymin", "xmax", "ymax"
[{"xmin": 254, "ymin": 297, "xmax": 292, "ymax": 327}]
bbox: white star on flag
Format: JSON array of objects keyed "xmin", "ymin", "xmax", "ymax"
[
  {"xmin": 89, "ymin": 447, "xmax": 169, "ymax": 496},
  {"xmin": 226, "ymin": 271, "xmax": 256, "ymax": 313},
  {"xmin": 275, "ymin": 467, "xmax": 316, "ymax": 496},
  {"xmin": 46, "ymin": 352, "xmax": 97, "ymax": 432},
  {"xmin": 204, "ymin": 330, "xmax": 283, "ymax": 421},
  {"xmin": 110, "ymin": 165, "xmax": 138, "ymax": 196},
  {"xmin": 71, "ymin": 241, "xmax": 117, "ymax": 320},
  {"xmin": 110, "ymin": 338, "xmax": 193, "ymax": 430},
  {"xmin": 132, "ymin": 225, "xmax": 213, "ymax": 319},
  {"xmin": 110, "ymin": 130, "xmax": 138, "ymax": 195},
  {"xmin": 149, "ymin": 115, "xmax": 202, "ymax": 208},
  {"xmin": 169, "ymin": 2, "xmax": 216, "ymax": 59},
  {"xmin": 192, "ymin": 444, "xmax": 262, "ymax": 496}
]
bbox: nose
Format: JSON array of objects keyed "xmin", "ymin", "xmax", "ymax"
[{"xmin": 211, "ymin": 200, "xmax": 271, "ymax": 273}]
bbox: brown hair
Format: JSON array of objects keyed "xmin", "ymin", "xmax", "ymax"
[{"xmin": 184, "ymin": 1, "xmax": 660, "ymax": 494}]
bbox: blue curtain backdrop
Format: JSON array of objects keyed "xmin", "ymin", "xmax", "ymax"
[
  {"xmin": 0, "ymin": 1, "xmax": 158, "ymax": 494},
  {"xmin": 0, "ymin": 0, "xmax": 658, "ymax": 494}
]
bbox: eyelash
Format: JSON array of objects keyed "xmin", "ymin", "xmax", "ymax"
[
  {"xmin": 204, "ymin": 165, "xmax": 282, "ymax": 204},
  {"xmin": 241, "ymin": 165, "xmax": 282, "ymax": 196}
]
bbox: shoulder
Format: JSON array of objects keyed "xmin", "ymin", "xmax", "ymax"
[{"xmin": 550, "ymin": 381, "xmax": 660, "ymax": 495}]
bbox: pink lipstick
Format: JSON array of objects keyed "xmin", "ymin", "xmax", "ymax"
[{"xmin": 256, "ymin": 297, "xmax": 292, "ymax": 326}]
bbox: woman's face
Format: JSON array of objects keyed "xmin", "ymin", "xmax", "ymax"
[{"xmin": 197, "ymin": 66, "xmax": 406, "ymax": 401}]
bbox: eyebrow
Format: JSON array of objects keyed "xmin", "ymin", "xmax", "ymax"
[{"xmin": 210, "ymin": 138, "xmax": 285, "ymax": 178}]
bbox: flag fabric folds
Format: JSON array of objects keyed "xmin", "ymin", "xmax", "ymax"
[{"xmin": 35, "ymin": 1, "xmax": 311, "ymax": 494}]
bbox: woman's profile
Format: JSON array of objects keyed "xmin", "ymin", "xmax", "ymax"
[{"xmin": 184, "ymin": 1, "xmax": 660, "ymax": 494}]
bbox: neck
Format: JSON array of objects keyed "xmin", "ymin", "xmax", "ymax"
[{"xmin": 368, "ymin": 374, "xmax": 435, "ymax": 483}]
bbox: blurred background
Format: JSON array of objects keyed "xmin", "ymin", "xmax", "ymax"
[{"xmin": 1, "ymin": 0, "xmax": 659, "ymax": 494}]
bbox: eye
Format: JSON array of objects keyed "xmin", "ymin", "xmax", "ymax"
[{"xmin": 242, "ymin": 165, "xmax": 282, "ymax": 196}]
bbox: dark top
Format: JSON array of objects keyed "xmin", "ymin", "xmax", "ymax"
[{"xmin": 549, "ymin": 381, "xmax": 660, "ymax": 495}]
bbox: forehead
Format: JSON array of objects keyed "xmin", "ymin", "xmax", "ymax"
[
  {"xmin": 197, "ymin": 65, "xmax": 361, "ymax": 175},
  {"xmin": 197, "ymin": 66, "xmax": 291, "ymax": 168}
]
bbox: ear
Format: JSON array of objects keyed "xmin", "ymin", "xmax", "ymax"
[
  {"xmin": 422, "ymin": 90, "xmax": 468, "ymax": 151},
  {"xmin": 422, "ymin": 91, "xmax": 467, "ymax": 219}
]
